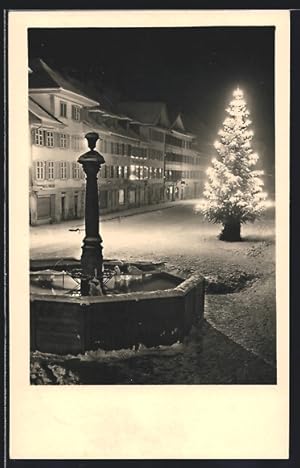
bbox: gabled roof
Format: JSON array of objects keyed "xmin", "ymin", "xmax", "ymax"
[
  {"xmin": 29, "ymin": 59, "xmax": 99, "ymax": 105},
  {"xmin": 170, "ymin": 113, "xmax": 186, "ymax": 132},
  {"xmin": 116, "ymin": 101, "xmax": 171, "ymax": 128},
  {"xmin": 29, "ymin": 96, "xmax": 65, "ymax": 128}
]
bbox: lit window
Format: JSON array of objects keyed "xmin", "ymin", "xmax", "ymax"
[
  {"xmin": 60, "ymin": 101, "xmax": 67, "ymax": 118},
  {"xmin": 129, "ymin": 165, "xmax": 136, "ymax": 180},
  {"xmin": 71, "ymin": 105, "xmax": 81, "ymax": 121},
  {"xmin": 46, "ymin": 131, "xmax": 54, "ymax": 147},
  {"xmin": 119, "ymin": 189, "xmax": 125, "ymax": 205},
  {"xmin": 47, "ymin": 161, "xmax": 54, "ymax": 180},
  {"xmin": 60, "ymin": 161, "xmax": 67, "ymax": 179},
  {"xmin": 36, "ymin": 161, "xmax": 45, "ymax": 180},
  {"xmin": 34, "ymin": 129, "xmax": 44, "ymax": 146}
]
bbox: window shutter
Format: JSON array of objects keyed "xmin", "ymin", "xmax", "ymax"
[
  {"xmin": 45, "ymin": 161, "xmax": 49, "ymax": 180},
  {"xmin": 32, "ymin": 162, "xmax": 37, "ymax": 181},
  {"xmin": 55, "ymin": 161, "xmax": 61, "ymax": 179},
  {"xmin": 43, "ymin": 130, "xmax": 47, "ymax": 145},
  {"xmin": 54, "ymin": 132, "xmax": 60, "ymax": 147},
  {"xmin": 31, "ymin": 129, "xmax": 36, "ymax": 145},
  {"xmin": 66, "ymin": 162, "xmax": 71, "ymax": 179}
]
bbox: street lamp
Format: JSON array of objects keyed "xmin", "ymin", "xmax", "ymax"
[{"xmin": 78, "ymin": 132, "xmax": 105, "ymax": 294}]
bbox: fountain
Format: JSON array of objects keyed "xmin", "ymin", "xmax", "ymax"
[{"xmin": 30, "ymin": 133, "xmax": 205, "ymax": 355}]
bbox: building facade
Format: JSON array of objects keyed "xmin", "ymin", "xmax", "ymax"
[
  {"xmin": 117, "ymin": 102, "xmax": 204, "ymax": 202},
  {"xmin": 87, "ymin": 108, "xmax": 165, "ymax": 214},
  {"xmin": 29, "ymin": 60, "xmax": 204, "ymax": 225},
  {"xmin": 29, "ymin": 60, "xmax": 99, "ymax": 225},
  {"xmin": 165, "ymin": 114, "xmax": 203, "ymax": 201}
]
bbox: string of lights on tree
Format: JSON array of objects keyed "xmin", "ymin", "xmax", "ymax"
[{"xmin": 201, "ymin": 87, "xmax": 268, "ymax": 241}]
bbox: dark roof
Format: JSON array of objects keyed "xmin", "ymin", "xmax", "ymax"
[
  {"xmin": 104, "ymin": 120, "xmax": 148, "ymax": 142},
  {"xmin": 85, "ymin": 112, "xmax": 147, "ymax": 142},
  {"xmin": 116, "ymin": 101, "xmax": 170, "ymax": 127},
  {"xmin": 29, "ymin": 96, "xmax": 65, "ymax": 127},
  {"xmin": 29, "ymin": 59, "xmax": 96, "ymax": 102},
  {"xmin": 88, "ymin": 105, "xmax": 131, "ymax": 121}
]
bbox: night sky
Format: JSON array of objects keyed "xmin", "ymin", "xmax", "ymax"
[{"xmin": 28, "ymin": 27, "xmax": 275, "ymax": 191}]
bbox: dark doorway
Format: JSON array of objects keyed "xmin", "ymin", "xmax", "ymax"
[
  {"xmin": 50, "ymin": 194, "xmax": 56, "ymax": 221},
  {"xmin": 74, "ymin": 193, "xmax": 78, "ymax": 218},
  {"xmin": 61, "ymin": 193, "xmax": 66, "ymax": 220}
]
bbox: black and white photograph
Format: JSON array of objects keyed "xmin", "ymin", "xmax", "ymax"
[
  {"xmin": 8, "ymin": 9, "xmax": 291, "ymax": 460},
  {"xmin": 27, "ymin": 25, "xmax": 277, "ymax": 385}
]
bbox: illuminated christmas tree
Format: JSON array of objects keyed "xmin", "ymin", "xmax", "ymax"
[{"xmin": 203, "ymin": 87, "xmax": 267, "ymax": 241}]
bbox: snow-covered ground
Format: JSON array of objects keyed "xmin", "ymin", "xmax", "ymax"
[{"xmin": 30, "ymin": 201, "xmax": 276, "ymax": 384}]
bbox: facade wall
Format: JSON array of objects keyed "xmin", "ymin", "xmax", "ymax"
[
  {"xmin": 165, "ymin": 135, "xmax": 204, "ymax": 201},
  {"xmin": 97, "ymin": 130, "xmax": 165, "ymax": 213},
  {"xmin": 29, "ymin": 90, "xmax": 203, "ymax": 226},
  {"xmin": 29, "ymin": 90, "xmax": 89, "ymax": 225}
]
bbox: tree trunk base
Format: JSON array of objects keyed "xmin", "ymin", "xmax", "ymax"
[{"xmin": 219, "ymin": 222, "xmax": 241, "ymax": 242}]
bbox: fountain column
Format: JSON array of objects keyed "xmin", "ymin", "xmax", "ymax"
[{"xmin": 78, "ymin": 132, "xmax": 105, "ymax": 294}]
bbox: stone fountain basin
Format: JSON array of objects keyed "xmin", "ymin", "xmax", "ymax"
[{"xmin": 30, "ymin": 259, "xmax": 205, "ymax": 355}]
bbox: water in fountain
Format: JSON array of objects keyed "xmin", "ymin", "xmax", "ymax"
[{"xmin": 30, "ymin": 264, "xmax": 180, "ymax": 296}]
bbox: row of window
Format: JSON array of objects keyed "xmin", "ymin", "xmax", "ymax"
[
  {"xmin": 33, "ymin": 128, "xmax": 193, "ymax": 156},
  {"xmin": 59, "ymin": 101, "xmax": 81, "ymax": 121},
  {"xmin": 166, "ymin": 153, "xmax": 199, "ymax": 165},
  {"xmin": 34, "ymin": 129, "xmax": 82, "ymax": 150},
  {"xmin": 165, "ymin": 169, "xmax": 203, "ymax": 181},
  {"xmin": 166, "ymin": 134, "xmax": 192, "ymax": 149},
  {"xmin": 102, "ymin": 165, "xmax": 163, "ymax": 180},
  {"xmin": 101, "ymin": 141, "xmax": 164, "ymax": 161},
  {"xmin": 32, "ymin": 130, "xmax": 165, "ymax": 161},
  {"xmin": 34, "ymin": 161, "xmax": 164, "ymax": 182},
  {"xmin": 100, "ymin": 185, "xmax": 164, "ymax": 209},
  {"xmin": 149, "ymin": 128, "xmax": 165, "ymax": 142},
  {"xmin": 35, "ymin": 161, "xmax": 83, "ymax": 181},
  {"xmin": 101, "ymin": 141, "xmax": 148, "ymax": 158}
]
